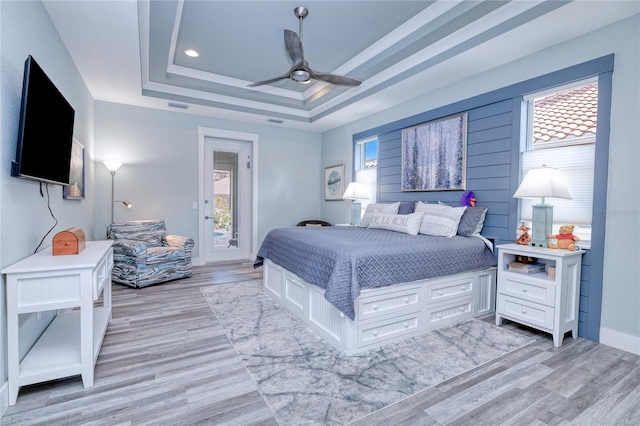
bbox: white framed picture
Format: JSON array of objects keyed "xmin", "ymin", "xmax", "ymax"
[{"xmin": 324, "ymin": 164, "xmax": 344, "ymax": 201}]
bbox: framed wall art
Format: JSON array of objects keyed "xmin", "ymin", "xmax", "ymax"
[
  {"xmin": 63, "ymin": 139, "xmax": 85, "ymax": 200},
  {"xmin": 324, "ymin": 164, "xmax": 344, "ymax": 201},
  {"xmin": 401, "ymin": 113, "xmax": 467, "ymax": 191}
]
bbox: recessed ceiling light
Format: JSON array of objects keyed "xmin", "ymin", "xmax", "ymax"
[{"xmin": 185, "ymin": 49, "xmax": 199, "ymax": 57}]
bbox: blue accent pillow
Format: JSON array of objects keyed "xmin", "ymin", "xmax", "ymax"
[
  {"xmin": 398, "ymin": 201, "xmax": 415, "ymax": 215},
  {"xmin": 457, "ymin": 206, "xmax": 488, "ymax": 237}
]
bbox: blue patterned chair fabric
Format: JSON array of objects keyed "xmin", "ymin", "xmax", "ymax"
[{"xmin": 107, "ymin": 219, "xmax": 194, "ymax": 288}]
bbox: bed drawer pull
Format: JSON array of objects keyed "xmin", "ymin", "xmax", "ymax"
[
  {"xmin": 437, "ymin": 313, "xmax": 442, "ymax": 319},
  {"xmin": 460, "ymin": 307, "xmax": 465, "ymax": 312},
  {"xmin": 523, "ymin": 288, "xmax": 528, "ymax": 292},
  {"xmin": 404, "ymin": 322, "xmax": 409, "ymax": 328},
  {"xmin": 438, "ymin": 291, "xmax": 443, "ymax": 296},
  {"xmin": 372, "ymin": 330, "xmax": 378, "ymax": 337},
  {"xmin": 461, "ymin": 286, "xmax": 466, "ymax": 291},
  {"xmin": 373, "ymin": 304, "xmax": 378, "ymax": 310},
  {"xmin": 404, "ymin": 297, "xmax": 409, "ymax": 303},
  {"xmin": 522, "ymin": 309, "xmax": 527, "ymax": 314}
]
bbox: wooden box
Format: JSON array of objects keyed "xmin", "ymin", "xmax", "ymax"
[{"xmin": 53, "ymin": 227, "xmax": 86, "ymax": 255}]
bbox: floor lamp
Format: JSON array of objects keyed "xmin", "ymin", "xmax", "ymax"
[
  {"xmin": 342, "ymin": 182, "xmax": 370, "ymax": 226},
  {"xmin": 103, "ymin": 161, "xmax": 132, "ymax": 224},
  {"xmin": 513, "ymin": 165, "xmax": 571, "ymax": 247}
]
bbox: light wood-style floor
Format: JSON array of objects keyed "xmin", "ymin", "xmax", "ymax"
[{"xmin": 2, "ymin": 261, "xmax": 639, "ymax": 425}]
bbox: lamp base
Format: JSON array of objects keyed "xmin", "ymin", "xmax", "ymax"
[
  {"xmin": 351, "ymin": 201, "xmax": 362, "ymax": 226},
  {"xmin": 529, "ymin": 203, "xmax": 553, "ymax": 248}
]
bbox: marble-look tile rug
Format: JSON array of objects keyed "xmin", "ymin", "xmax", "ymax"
[{"xmin": 201, "ymin": 281, "xmax": 534, "ymax": 425}]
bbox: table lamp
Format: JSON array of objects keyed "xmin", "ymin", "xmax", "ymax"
[
  {"xmin": 342, "ymin": 182, "xmax": 369, "ymax": 226},
  {"xmin": 513, "ymin": 165, "xmax": 571, "ymax": 247}
]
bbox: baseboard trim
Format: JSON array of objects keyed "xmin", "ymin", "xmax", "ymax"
[
  {"xmin": 600, "ymin": 327, "xmax": 640, "ymax": 355},
  {"xmin": 0, "ymin": 380, "xmax": 8, "ymax": 418}
]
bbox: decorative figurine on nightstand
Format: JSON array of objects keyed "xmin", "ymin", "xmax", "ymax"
[
  {"xmin": 460, "ymin": 190, "xmax": 476, "ymax": 207},
  {"xmin": 548, "ymin": 224, "xmax": 580, "ymax": 251},
  {"xmin": 515, "ymin": 225, "xmax": 531, "ymax": 245}
]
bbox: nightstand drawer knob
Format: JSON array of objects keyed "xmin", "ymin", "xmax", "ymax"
[
  {"xmin": 373, "ymin": 304, "xmax": 378, "ymax": 310},
  {"xmin": 372, "ymin": 330, "xmax": 378, "ymax": 336},
  {"xmin": 460, "ymin": 307, "xmax": 465, "ymax": 312},
  {"xmin": 522, "ymin": 309, "xmax": 527, "ymax": 314},
  {"xmin": 523, "ymin": 288, "xmax": 528, "ymax": 292},
  {"xmin": 404, "ymin": 322, "xmax": 409, "ymax": 328},
  {"xmin": 404, "ymin": 297, "xmax": 409, "ymax": 303},
  {"xmin": 461, "ymin": 286, "xmax": 466, "ymax": 291},
  {"xmin": 438, "ymin": 291, "xmax": 443, "ymax": 296},
  {"xmin": 437, "ymin": 313, "xmax": 442, "ymax": 319}
]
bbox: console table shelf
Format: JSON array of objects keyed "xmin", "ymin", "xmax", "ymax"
[{"xmin": 2, "ymin": 241, "xmax": 113, "ymax": 405}]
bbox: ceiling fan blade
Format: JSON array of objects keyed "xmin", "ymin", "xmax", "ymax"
[
  {"xmin": 284, "ymin": 29, "xmax": 304, "ymax": 67},
  {"xmin": 247, "ymin": 71, "xmax": 292, "ymax": 87},
  {"xmin": 309, "ymin": 71, "xmax": 361, "ymax": 87}
]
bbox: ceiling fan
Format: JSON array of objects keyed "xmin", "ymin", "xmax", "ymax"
[{"xmin": 248, "ymin": 6, "xmax": 361, "ymax": 88}]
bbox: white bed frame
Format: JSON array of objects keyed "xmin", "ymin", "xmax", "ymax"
[{"xmin": 263, "ymin": 259, "xmax": 497, "ymax": 355}]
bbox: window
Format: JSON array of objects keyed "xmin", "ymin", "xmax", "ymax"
[
  {"xmin": 519, "ymin": 79, "xmax": 597, "ymax": 246},
  {"xmin": 354, "ymin": 137, "xmax": 378, "ymax": 206}
]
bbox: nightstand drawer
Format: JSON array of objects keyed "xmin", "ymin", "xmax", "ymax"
[
  {"xmin": 497, "ymin": 294, "xmax": 554, "ymax": 331},
  {"xmin": 499, "ymin": 276, "xmax": 555, "ymax": 306}
]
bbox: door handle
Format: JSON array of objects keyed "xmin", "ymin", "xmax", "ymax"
[{"xmin": 204, "ymin": 216, "xmax": 212, "ymax": 219}]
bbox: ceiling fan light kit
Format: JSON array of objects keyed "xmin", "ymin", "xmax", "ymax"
[{"xmin": 248, "ymin": 6, "xmax": 361, "ymax": 88}]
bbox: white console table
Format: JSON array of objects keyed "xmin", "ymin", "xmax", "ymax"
[{"xmin": 2, "ymin": 240, "xmax": 113, "ymax": 405}]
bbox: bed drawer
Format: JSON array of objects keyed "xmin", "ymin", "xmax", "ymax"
[
  {"xmin": 498, "ymin": 276, "xmax": 555, "ymax": 306},
  {"xmin": 427, "ymin": 278, "xmax": 474, "ymax": 305},
  {"xmin": 427, "ymin": 297, "xmax": 473, "ymax": 327},
  {"xmin": 357, "ymin": 287, "xmax": 420, "ymax": 321},
  {"xmin": 357, "ymin": 312, "xmax": 419, "ymax": 348},
  {"xmin": 497, "ymin": 294, "xmax": 554, "ymax": 331}
]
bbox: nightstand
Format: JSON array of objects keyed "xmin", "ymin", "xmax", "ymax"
[{"xmin": 495, "ymin": 243, "xmax": 583, "ymax": 347}]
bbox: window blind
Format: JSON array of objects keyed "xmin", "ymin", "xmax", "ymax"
[{"xmin": 520, "ymin": 144, "xmax": 594, "ymax": 225}]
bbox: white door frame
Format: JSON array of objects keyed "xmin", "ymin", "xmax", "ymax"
[{"xmin": 196, "ymin": 127, "xmax": 259, "ymax": 265}]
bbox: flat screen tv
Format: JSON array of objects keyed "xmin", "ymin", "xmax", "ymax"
[{"xmin": 11, "ymin": 55, "xmax": 75, "ymax": 186}]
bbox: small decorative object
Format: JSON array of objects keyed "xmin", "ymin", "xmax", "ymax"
[
  {"xmin": 548, "ymin": 224, "xmax": 580, "ymax": 251},
  {"xmin": 324, "ymin": 164, "xmax": 344, "ymax": 201},
  {"xmin": 401, "ymin": 113, "xmax": 467, "ymax": 192},
  {"xmin": 52, "ymin": 227, "xmax": 86, "ymax": 255},
  {"xmin": 515, "ymin": 255, "xmax": 537, "ymax": 263},
  {"xmin": 515, "ymin": 225, "xmax": 531, "ymax": 245},
  {"xmin": 63, "ymin": 139, "xmax": 85, "ymax": 200},
  {"xmin": 460, "ymin": 190, "xmax": 475, "ymax": 207}
]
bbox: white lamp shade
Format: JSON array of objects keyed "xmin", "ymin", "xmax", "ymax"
[
  {"xmin": 103, "ymin": 161, "xmax": 123, "ymax": 172},
  {"xmin": 342, "ymin": 182, "xmax": 369, "ymax": 200},
  {"xmin": 513, "ymin": 165, "xmax": 572, "ymax": 200}
]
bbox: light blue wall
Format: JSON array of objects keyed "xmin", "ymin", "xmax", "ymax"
[
  {"xmin": 94, "ymin": 101, "xmax": 322, "ymax": 257},
  {"xmin": 0, "ymin": 0, "xmax": 96, "ymax": 411},
  {"xmin": 322, "ymin": 16, "xmax": 640, "ymax": 353}
]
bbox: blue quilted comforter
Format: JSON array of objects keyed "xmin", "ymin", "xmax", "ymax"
[{"xmin": 254, "ymin": 226, "xmax": 497, "ymax": 320}]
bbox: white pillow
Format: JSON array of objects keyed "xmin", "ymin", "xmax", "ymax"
[
  {"xmin": 414, "ymin": 201, "xmax": 467, "ymax": 237},
  {"xmin": 359, "ymin": 202, "xmax": 400, "ymax": 227},
  {"xmin": 368, "ymin": 211, "xmax": 425, "ymax": 236}
]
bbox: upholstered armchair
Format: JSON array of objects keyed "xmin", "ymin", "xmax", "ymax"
[{"xmin": 107, "ymin": 219, "xmax": 194, "ymax": 288}]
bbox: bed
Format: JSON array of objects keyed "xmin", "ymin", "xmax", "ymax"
[{"xmin": 254, "ymin": 214, "xmax": 498, "ymax": 355}]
